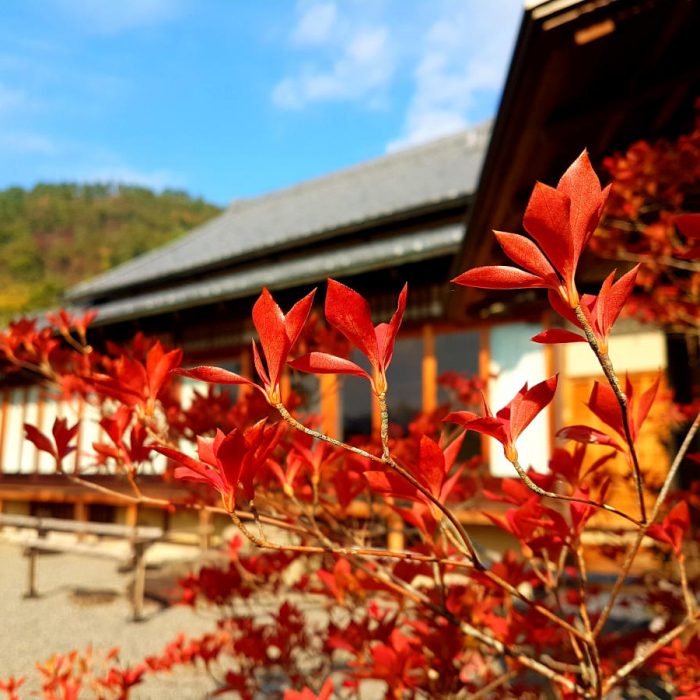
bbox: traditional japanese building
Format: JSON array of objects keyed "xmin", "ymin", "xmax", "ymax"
[{"xmin": 0, "ymin": 0, "xmax": 697, "ymax": 542}]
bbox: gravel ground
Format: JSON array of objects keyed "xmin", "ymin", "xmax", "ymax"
[{"xmin": 0, "ymin": 535, "xmax": 223, "ymax": 698}]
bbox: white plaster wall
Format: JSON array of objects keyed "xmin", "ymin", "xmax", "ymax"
[
  {"xmin": 489, "ymin": 323, "xmax": 551, "ymax": 477},
  {"xmin": 563, "ymin": 330, "xmax": 666, "ymax": 378}
]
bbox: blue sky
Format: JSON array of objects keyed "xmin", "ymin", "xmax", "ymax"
[{"xmin": 0, "ymin": 0, "xmax": 523, "ymax": 205}]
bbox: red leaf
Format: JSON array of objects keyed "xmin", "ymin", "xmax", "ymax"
[
  {"xmin": 509, "ymin": 375, "xmax": 558, "ymax": 442},
  {"xmin": 174, "ymin": 365, "xmax": 258, "ymax": 389},
  {"xmin": 452, "ymin": 265, "xmax": 548, "ymax": 289},
  {"xmin": 325, "ymin": 279, "xmax": 378, "ymax": 369},
  {"xmin": 557, "ymin": 150, "xmax": 610, "ymax": 268},
  {"xmin": 675, "ymin": 213, "xmax": 700, "ymax": 240},
  {"xmin": 364, "ymin": 471, "xmax": 419, "ymax": 501},
  {"xmin": 523, "ymin": 182, "xmax": 571, "ymax": 283},
  {"xmin": 377, "ymin": 283, "xmax": 407, "ymax": 368},
  {"xmin": 441, "ymin": 431, "xmax": 465, "ymax": 473},
  {"xmin": 531, "ymin": 329, "xmax": 586, "ymax": 344},
  {"xmin": 647, "ymin": 501, "xmax": 690, "ymax": 555},
  {"xmin": 444, "ymin": 412, "xmax": 508, "ymax": 445},
  {"xmin": 51, "ymin": 418, "xmax": 79, "ymax": 460},
  {"xmin": 23, "ymin": 424, "xmax": 56, "ymax": 459},
  {"xmin": 289, "ymin": 351, "xmax": 370, "ymax": 379},
  {"xmin": 587, "ymin": 381, "xmax": 625, "ymax": 437},
  {"xmin": 251, "ymin": 288, "xmax": 315, "ymax": 392},
  {"xmin": 632, "ymin": 371, "xmax": 660, "ymax": 439},
  {"xmin": 146, "ymin": 341, "xmax": 183, "ymax": 401},
  {"xmin": 494, "ymin": 231, "xmax": 559, "ymax": 286},
  {"xmin": 284, "ymin": 289, "xmax": 316, "ymax": 347},
  {"xmin": 596, "ymin": 265, "xmax": 639, "ymax": 340},
  {"xmin": 556, "ymin": 424, "xmax": 621, "ymax": 450},
  {"xmin": 416, "ymin": 435, "xmax": 445, "ymax": 498}
]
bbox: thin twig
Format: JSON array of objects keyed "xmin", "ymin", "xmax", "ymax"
[
  {"xmin": 508, "ymin": 456, "xmax": 640, "ymax": 525},
  {"xmin": 276, "ymin": 401, "xmax": 482, "ymax": 566},
  {"xmin": 575, "ymin": 545, "xmax": 602, "ymax": 698},
  {"xmin": 678, "ymin": 553, "xmax": 696, "ymax": 618},
  {"xmin": 574, "ymin": 305, "xmax": 647, "ymax": 524},
  {"xmin": 466, "ymin": 670, "xmax": 516, "ymax": 699},
  {"xmin": 593, "ymin": 411, "xmax": 700, "ymax": 637},
  {"xmin": 602, "ymin": 613, "xmax": 700, "ymax": 694}
]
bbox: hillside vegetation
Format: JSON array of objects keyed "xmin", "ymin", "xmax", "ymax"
[{"xmin": 0, "ymin": 183, "xmax": 221, "ymax": 319}]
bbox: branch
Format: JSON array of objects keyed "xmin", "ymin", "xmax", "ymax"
[
  {"xmin": 508, "ymin": 456, "xmax": 640, "ymax": 526},
  {"xmin": 593, "ymin": 411, "xmax": 700, "ymax": 637},
  {"xmin": 597, "ymin": 249, "xmax": 700, "ymax": 273},
  {"xmin": 62, "ymin": 472, "xmax": 312, "ymax": 537},
  {"xmin": 276, "ymin": 401, "xmax": 482, "ymax": 566},
  {"xmin": 574, "ymin": 305, "xmax": 647, "ymax": 524},
  {"xmin": 602, "ymin": 613, "xmax": 700, "ymax": 694},
  {"xmin": 466, "ymin": 670, "xmax": 516, "ymax": 699}
]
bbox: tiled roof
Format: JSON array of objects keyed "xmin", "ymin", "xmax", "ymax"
[
  {"xmin": 86, "ymin": 223, "xmax": 464, "ymax": 325},
  {"xmin": 68, "ymin": 123, "xmax": 490, "ymax": 302}
]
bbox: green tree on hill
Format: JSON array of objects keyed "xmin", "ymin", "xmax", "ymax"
[{"xmin": 0, "ymin": 183, "xmax": 221, "ymax": 319}]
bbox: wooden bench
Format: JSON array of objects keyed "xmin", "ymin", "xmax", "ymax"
[{"xmin": 0, "ymin": 513, "xmax": 163, "ymax": 621}]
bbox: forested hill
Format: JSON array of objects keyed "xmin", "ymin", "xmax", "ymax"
[{"xmin": 0, "ymin": 183, "xmax": 221, "ymax": 319}]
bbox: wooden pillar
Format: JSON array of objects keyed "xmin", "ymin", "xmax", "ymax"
[
  {"xmin": 198, "ymin": 508, "xmax": 212, "ymax": 551},
  {"xmin": 319, "ymin": 374, "xmax": 340, "ymax": 439},
  {"xmin": 74, "ymin": 501, "xmax": 87, "ymax": 542},
  {"xmin": 126, "ymin": 504, "xmax": 138, "ymax": 528},
  {"xmin": 478, "ymin": 329, "xmax": 491, "ymax": 463},
  {"xmin": 422, "ymin": 324, "xmax": 437, "ymax": 413},
  {"xmin": 387, "ymin": 513, "xmax": 405, "ymax": 552},
  {"xmin": 131, "ymin": 541, "xmax": 146, "ymax": 622},
  {"xmin": 0, "ymin": 391, "xmax": 8, "ymax": 476},
  {"xmin": 25, "ymin": 547, "xmax": 38, "ymax": 598}
]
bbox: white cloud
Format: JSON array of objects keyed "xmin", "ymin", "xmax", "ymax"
[
  {"xmin": 69, "ymin": 165, "xmax": 184, "ymax": 191},
  {"xmin": 0, "ymin": 83, "xmax": 27, "ymax": 114},
  {"xmin": 54, "ymin": 0, "xmax": 183, "ymax": 35},
  {"xmin": 292, "ymin": 1, "xmax": 337, "ymax": 45},
  {"xmin": 272, "ymin": 2, "xmax": 394, "ymax": 110},
  {"xmin": 0, "ymin": 131, "xmax": 60, "ymax": 155},
  {"xmin": 387, "ymin": 0, "xmax": 522, "ymax": 151}
]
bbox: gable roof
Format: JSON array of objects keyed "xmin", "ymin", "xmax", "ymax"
[{"xmin": 68, "ymin": 123, "xmax": 491, "ymax": 304}]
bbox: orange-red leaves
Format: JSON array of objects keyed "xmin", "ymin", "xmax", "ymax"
[
  {"xmin": 446, "ymin": 376, "xmax": 557, "ymax": 461},
  {"xmin": 284, "ymin": 679, "xmax": 334, "ymax": 700},
  {"xmin": 175, "ymin": 365, "xmax": 254, "ymax": 386},
  {"xmin": 523, "ymin": 182, "xmax": 572, "ymax": 283},
  {"xmin": 558, "ymin": 373, "xmax": 661, "ymax": 454},
  {"xmin": 154, "ymin": 420, "xmax": 282, "ymax": 510},
  {"xmin": 92, "ymin": 341, "xmax": 182, "ymax": 414},
  {"xmin": 23, "ymin": 418, "xmax": 79, "ymax": 469},
  {"xmin": 293, "ymin": 280, "xmax": 407, "ymax": 394},
  {"xmin": 454, "ymin": 150, "xmax": 610, "ymax": 309},
  {"xmin": 325, "ymin": 279, "xmax": 379, "ymax": 368},
  {"xmin": 452, "ymin": 265, "xmax": 548, "ymax": 290},
  {"xmin": 175, "ymin": 288, "xmax": 315, "ymax": 404},
  {"xmin": 534, "ymin": 266, "xmax": 639, "ymax": 349},
  {"xmin": 494, "ymin": 231, "xmax": 560, "ymax": 286},
  {"xmin": 252, "ymin": 288, "xmax": 315, "ymax": 396},
  {"xmin": 647, "ymin": 501, "xmax": 690, "ymax": 556},
  {"xmin": 289, "ymin": 351, "xmax": 370, "ymax": 380}
]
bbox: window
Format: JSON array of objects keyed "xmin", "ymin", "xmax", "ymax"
[
  {"xmin": 436, "ymin": 330, "xmax": 480, "ymax": 406},
  {"xmin": 341, "ymin": 350, "xmax": 373, "ymax": 438},
  {"xmin": 385, "ymin": 337, "xmax": 423, "ymax": 431}
]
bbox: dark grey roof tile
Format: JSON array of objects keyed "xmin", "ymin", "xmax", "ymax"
[{"xmin": 68, "ymin": 124, "xmax": 489, "ymax": 301}]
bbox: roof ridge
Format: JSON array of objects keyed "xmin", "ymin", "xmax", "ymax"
[
  {"xmin": 68, "ymin": 122, "xmax": 491, "ymax": 301},
  {"xmin": 225, "ymin": 122, "xmax": 491, "ymax": 213}
]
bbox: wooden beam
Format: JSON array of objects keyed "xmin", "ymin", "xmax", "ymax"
[
  {"xmin": 479, "ymin": 328, "xmax": 491, "ymax": 465},
  {"xmin": 319, "ymin": 374, "xmax": 340, "ymax": 439},
  {"xmin": 422, "ymin": 324, "xmax": 437, "ymax": 413}
]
